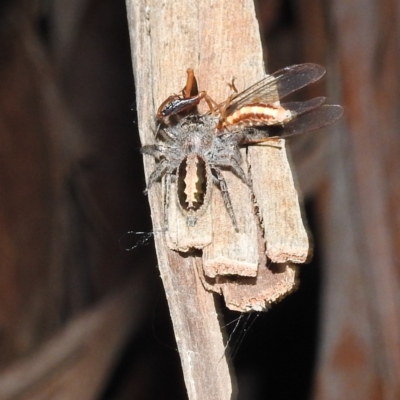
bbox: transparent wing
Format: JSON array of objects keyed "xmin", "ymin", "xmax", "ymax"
[
  {"xmin": 240, "ymin": 105, "xmax": 344, "ymax": 144},
  {"xmin": 280, "ymin": 96, "xmax": 326, "ymax": 119},
  {"xmin": 280, "ymin": 105, "xmax": 344, "ymax": 137},
  {"xmin": 223, "ymin": 63, "xmax": 326, "ymax": 115}
]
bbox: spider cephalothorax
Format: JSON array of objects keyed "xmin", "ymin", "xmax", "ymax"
[
  {"xmin": 142, "ymin": 65, "xmax": 343, "ymax": 232},
  {"xmin": 142, "ymin": 114, "xmax": 247, "ymax": 231}
]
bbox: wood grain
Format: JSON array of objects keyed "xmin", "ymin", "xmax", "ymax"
[
  {"xmin": 249, "ymin": 140, "xmax": 311, "ymax": 263},
  {"xmin": 126, "ymin": 0, "xmax": 310, "ymax": 397},
  {"xmin": 125, "ymin": 1, "xmax": 236, "ymax": 398},
  {"xmin": 202, "ymin": 149, "xmax": 259, "ymax": 278}
]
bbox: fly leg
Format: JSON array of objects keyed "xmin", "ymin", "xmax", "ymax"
[{"xmin": 157, "ymin": 69, "xmax": 217, "ymax": 119}]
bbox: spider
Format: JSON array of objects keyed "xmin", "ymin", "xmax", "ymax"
[
  {"xmin": 142, "ymin": 113, "xmax": 247, "ymax": 231},
  {"xmin": 142, "ymin": 65, "xmax": 343, "ymax": 232}
]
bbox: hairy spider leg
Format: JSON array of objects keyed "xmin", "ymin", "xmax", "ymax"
[
  {"xmin": 212, "ymin": 168, "xmax": 239, "ymax": 232},
  {"xmin": 163, "ymin": 173, "xmax": 172, "ymax": 230},
  {"xmin": 212, "ymin": 159, "xmax": 249, "ymax": 186},
  {"xmin": 145, "ymin": 159, "xmax": 169, "ymax": 193},
  {"xmin": 141, "ymin": 144, "xmax": 165, "ymax": 158}
]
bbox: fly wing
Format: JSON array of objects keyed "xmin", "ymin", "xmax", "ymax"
[
  {"xmin": 223, "ymin": 63, "xmax": 326, "ymax": 115},
  {"xmin": 240, "ymin": 105, "xmax": 344, "ymax": 144},
  {"xmin": 280, "ymin": 105, "xmax": 344, "ymax": 137},
  {"xmin": 280, "ymin": 96, "xmax": 326, "ymax": 119}
]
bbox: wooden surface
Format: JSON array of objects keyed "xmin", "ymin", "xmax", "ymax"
[
  {"xmin": 250, "ymin": 140, "xmax": 310, "ymax": 263},
  {"xmin": 126, "ymin": 0, "xmax": 311, "ymax": 397},
  {"xmin": 125, "ymin": 2, "xmax": 237, "ymax": 398},
  {"xmin": 202, "ymin": 150, "xmax": 259, "ymax": 278}
]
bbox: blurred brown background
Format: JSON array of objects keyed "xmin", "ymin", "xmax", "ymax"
[{"xmin": 0, "ymin": 0, "xmax": 399, "ymax": 399}]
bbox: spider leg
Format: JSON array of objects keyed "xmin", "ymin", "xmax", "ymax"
[
  {"xmin": 145, "ymin": 159, "xmax": 169, "ymax": 193},
  {"xmin": 141, "ymin": 144, "xmax": 165, "ymax": 157},
  {"xmin": 163, "ymin": 173, "xmax": 171, "ymax": 231},
  {"xmin": 212, "ymin": 168, "xmax": 239, "ymax": 232},
  {"xmin": 159, "ymin": 127, "xmax": 177, "ymax": 141},
  {"xmin": 212, "ymin": 159, "xmax": 249, "ymax": 186}
]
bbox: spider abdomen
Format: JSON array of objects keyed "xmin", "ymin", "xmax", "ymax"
[{"xmin": 177, "ymin": 153, "xmax": 211, "ymax": 223}]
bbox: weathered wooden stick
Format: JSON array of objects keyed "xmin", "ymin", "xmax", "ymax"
[
  {"xmin": 126, "ymin": 0, "xmax": 309, "ymax": 397},
  {"xmin": 249, "ymin": 140, "xmax": 311, "ymax": 263},
  {"xmin": 125, "ymin": 1, "xmax": 238, "ymax": 398}
]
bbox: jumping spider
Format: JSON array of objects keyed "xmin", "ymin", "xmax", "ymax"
[{"xmin": 142, "ymin": 66, "xmax": 343, "ymax": 232}]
